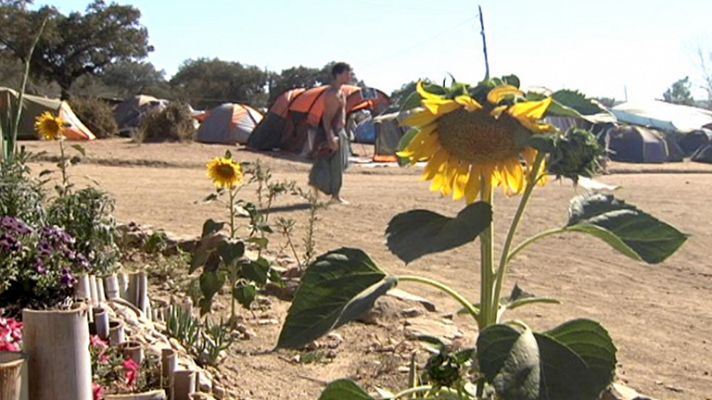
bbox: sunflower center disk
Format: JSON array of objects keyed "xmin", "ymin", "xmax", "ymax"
[
  {"xmin": 216, "ymin": 164, "xmax": 237, "ymax": 179},
  {"xmin": 437, "ymin": 109, "xmax": 524, "ymax": 164}
]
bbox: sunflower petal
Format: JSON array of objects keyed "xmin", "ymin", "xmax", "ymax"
[
  {"xmin": 464, "ymin": 166, "xmax": 482, "ymax": 204},
  {"xmin": 416, "ymin": 81, "xmax": 444, "ymax": 101},
  {"xmin": 454, "ymin": 95, "xmax": 482, "ymax": 112},
  {"xmin": 423, "ymin": 149, "xmax": 448, "ymax": 180},
  {"xmin": 508, "ymin": 97, "xmax": 553, "ymax": 119},
  {"xmin": 451, "ymin": 163, "xmax": 470, "ymax": 201},
  {"xmin": 487, "ymin": 85, "xmax": 524, "ymax": 105},
  {"xmin": 422, "ymin": 97, "xmax": 460, "ymax": 116},
  {"xmin": 402, "ymin": 109, "xmax": 438, "ymax": 127},
  {"xmin": 502, "ymin": 159, "xmax": 525, "ymax": 195}
]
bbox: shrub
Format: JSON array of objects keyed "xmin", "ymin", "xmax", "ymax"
[
  {"xmin": 0, "ymin": 151, "xmax": 46, "ymax": 226},
  {"xmin": 135, "ymin": 102, "xmax": 195, "ymax": 143},
  {"xmin": 69, "ymin": 97, "xmax": 118, "ymax": 139},
  {"xmin": 47, "ymin": 187, "xmax": 120, "ymax": 275}
]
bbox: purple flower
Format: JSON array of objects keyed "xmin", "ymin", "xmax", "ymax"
[
  {"xmin": 34, "ymin": 259, "xmax": 47, "ymax": 274},
  {"xmin": 60, "ymin": 269, "xmax": 76, "ymax": 288},
  {"xmin": 0, "ymin": 234, "xmax": 21, "ymax": 253}
]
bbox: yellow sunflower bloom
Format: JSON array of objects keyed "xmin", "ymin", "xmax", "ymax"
[
  {"xmin": 399, "ymin": 82, "xmax": 553, "ymax": 203},
  {"xmin": 34, "ymin": 112, "xmax": 66, "ymax": 141},
  {"xmin": 206, "ymin": 157, "xmax": 243, "ymax": 189}
]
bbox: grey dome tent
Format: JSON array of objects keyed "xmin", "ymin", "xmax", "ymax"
[
  {"xmin": 607, "ymin": 125, "xmax": 669, "ymax": 163},
  {"xmin": 196, "ymin": 103, "xmax": 262, "ymax": 145},
  {"xmin": 678, "ymin": 129, "xmax": 712, "ymax": 156},
  {"xmin": 691, "ymin": 144, "xmax": 712, "ymax": 164}
]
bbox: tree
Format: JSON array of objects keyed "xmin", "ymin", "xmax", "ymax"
[
  {"xmin": 170, "ymin": 58, "xmax": 268, "ymax": 109},
  {"xmin": 268, "ymin": 65, "xmax": 322, "ymax": 104},
  {"xmin": 100, "ymin": 60, "xmax": 167, "ymax": 98},
  {"xmin": 0, "ymin": 0, "xmax": 153, "ymax": 99},
  {"xmin": 662, "ymin": 76, "xmax": 695, "ymax": 106}
]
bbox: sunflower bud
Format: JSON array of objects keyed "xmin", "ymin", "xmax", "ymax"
[
  {"xmin": 546, "ymin": 128, "xmax": 605, "ymax": 183},
  {"xmin": 424, "ymin": 350, "xmax": 463, "ymax": 388}
]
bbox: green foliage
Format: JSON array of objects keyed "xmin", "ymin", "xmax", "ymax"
[
  {"xmin": 47, "ymin": 186, "xmax": 119, "ymax": 275},
  {"xmin": 477, "ymin": 320, "xmax": 616, "ymax": 400},
  {"xmin": 318, "ymin": 379, "xmax": 374, "ymax": 400},
  {"xmin": 386, "ymin": 202, "xmax": 492, "ymax": 264},
  {"xmin": 543, "ymin": 128, "xmax": 606, "ymax": 183},
  {"xmin": 0, "ymin": 150, "xmax": 45, "ymax": 226},
  {"xmin": 99, "ymin": 60, "xmax": 168, "ymax": 98},
  {"xmin": 170, "ymin": 58, "xmax": 267, "ymax": 109},
  {"xmin": 165, "ymin": 306, "xmax": 235, "ymax": 367},
  {"xmin": 135, "ymin": 102, "xmax": 195, "ymax": 143},
  {"xmin": 68, "ymin": 97, "xmax": 118, "ymax": 138},
  {"xmin": 565, "ymin": 193, "xmax": 688, "ymax": 264},
  {"xmin": 277, "ymin": 248, "xmax": 397, "ymax": 349},
  {"xmin": 662, "ymin": 76, "xmax": 695, "ymax": 106},
  {"xmin": 0, "ymin": 1, "xmax": 153, "ymax": 99}
]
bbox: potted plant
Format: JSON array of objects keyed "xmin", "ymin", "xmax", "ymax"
[
  {"xmin": 0, "ymin": 216, "xmax": 93, "ymax": 400},
  {"xmin": 0, "ymin": 316, "xmax": 24, "ymax": 400},
  {"xmin": 90, "ymin": 336, "xmax": 165, "ymax": 400}
]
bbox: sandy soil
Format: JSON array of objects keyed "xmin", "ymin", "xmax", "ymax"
[{"xmin": 22, "ymin": 138, "xmax": 712, "ymax": 399}]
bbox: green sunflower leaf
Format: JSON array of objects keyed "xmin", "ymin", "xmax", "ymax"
[
  {"xmin": 319, "ymin": 379, "xmax": 374, "ymax": 400},
  {"xmin": 552, "ymin": 89, "xmax": 605, "ymax": 116},
  {"xmin": 500, "ymin": 74, "xmax": 521, "ymax": 88},
  {"xmin": 395, "ymin": 127, "xmax": 419, "ymax": 167},
  {"xmin": 399, "ymin": 91, "xmax": 422, "ymax": 112},
  {"xmin": 477, "ymin": 319, "xmax": 616, "ymax": 400},
  {"xmin": 386, "ymin": 202, "xmax": 492, "ymax": 264},
  {"xmin": 564, "ymin": 193, "xmax": 688, "ymax": 264},
  {"xmin": 277, "ymin": 248, "xmax": 397, "ymax": 349}
]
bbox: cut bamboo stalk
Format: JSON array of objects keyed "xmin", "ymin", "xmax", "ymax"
[
  {"xmin": 117, "ymin": 272, "xmax": 129, "ymax": 300},
  {"xmin": 104, "ymin": 389, "xmax": 167, "ymax": 400},
  {"xmin": 0, "ymin": 352, "xmax": 23, "ymax": 400},
  {"xmin": 75, "ymin": 274, "xmax": 91, "ymax": 301},
  {"xmin": 103, "ymin": 274, "xmax": 120, "ymax": 300},
  {"xmin": 89, "ymin": 276, "xmax": 99, "ymax": 306},
  {"xmin": 161, "ymin": 349, "xmax": 177, "ymax": 400},
  {"xmin": 22, "ymin": 306, "xmax": 92, "ymax": 400},
  {"xmin": 119, "ymin": 341, "xmax": 144, "ymax": 365},
  {"xmin": 172, "ymin": 370, "xmax": 196, "ymax": 400},
  {"xmin": 93, "ymin": 307, "xmax": 109, "ymax": 340},
  {"xmin": 109, "ymin": 321, "xmax": 125, "ymax": 346}
]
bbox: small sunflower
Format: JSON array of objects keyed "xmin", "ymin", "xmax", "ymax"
[
  {"xmin": 207, "ymin": 157, "xmax": 243, "ymax": 189},
  {"xmin": 399, "ymin": 82, "xmax": 553, "ymax": 203},
  {"xmin": 34, "ymin": 112, "xmax": 66, "ymax": 141}
]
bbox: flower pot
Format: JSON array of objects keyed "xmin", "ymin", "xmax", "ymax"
[
  {"xmin": 119, "ymin": 341, "xmax": 144, "ymax": 365},
  {"xmin": 104, "ymin": 389, "xmax": 167, "ymax": 400},
  {"xmin": 172, "ymin": 370, "xmax": 196, "ymax": 400},
  {"xmin": 22, "ymin": 306, "xmax": 92, "ymax": 400},
  {"xmin": 93, "ymin": 307, "xmax": 109, "ymax": 340},
  {"xmin": 109, "ymin": 321, "xmax": 126, "ymax": 346},
  {"xmin": 104, "ymin": 274, "xmax": 120, "ymax": 300},
  {"xmin": 0, "ymin": 352, "xmax": 24, "ymax": 400}
]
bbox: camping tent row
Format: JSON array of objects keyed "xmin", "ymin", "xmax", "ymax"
[
  {"xmin": 248, "ymin": 85, "xmax": 391, "ymax": 155},
  {"xmin": 0, "ymin": 87, "xmax": 95, "ymax": 141}
]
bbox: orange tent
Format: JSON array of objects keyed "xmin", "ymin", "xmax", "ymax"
[{"xmin": 248, "ymin": 85, "xmax": 390, "ymax": 153}]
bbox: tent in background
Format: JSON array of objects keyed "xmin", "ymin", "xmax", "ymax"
[
  {"xmin": 612, "ymin": 100, "xmax": 712, "ymax": 133},
  {"xmin": 248, "ymin": 85, "xmax": 390, "ymax": 155},
  {"xmin": 195, "ymin": 103, "xmax": 262, "ymax": 144},
  {"xmin": 372, "ymin": 112, "xmax": 405, "ymax": 162},
  {"xmin": 113, "ymin": 95, "xmax": 168, "ymax": 136},
  {"xmin": 678, "ymin": 129, "xmax": 712, "ymax": 156},
  {"xmin": 691, "ymin": 144, "xmax": 712, "ymax": 164},
  {"xmin": 607, "ymin": 125, "xmax": 669, "ymax": 163},
  {"xmin": 354, "ymin": 118, "xmax": 376, "ymax": 143},
  {"xmin": 0, "ymin": 87, "xmax": 95, "ymax": 140}
]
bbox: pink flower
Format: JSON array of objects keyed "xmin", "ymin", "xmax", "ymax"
[
  {"xmin": 0, "ymin": 317, "xmax": 22, "ymax": 352},
  {"xmin": 123, "ymin": 358, "xmax": 140, "ymax": 388},
  {"xmin": 90, "ymin": 335, "xmax": 108, "ymax": 350},
  {"xmin": 92, "ymin": 383, "xmax": 105, "ymax": 400}
]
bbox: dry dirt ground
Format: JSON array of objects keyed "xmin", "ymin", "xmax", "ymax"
[{"xmin": 24, "ymin": 138, "xmax": 712, "ymax": 400}]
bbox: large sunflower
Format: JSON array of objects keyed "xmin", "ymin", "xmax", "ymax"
[
  {"xmin": 207, "ymin": 157, "xmax": 243, "ymax": 189},
  {"xmin": 34, "ymin": 112, "xmax": 66, "ymax": 141},
  {"xmin": 398, "ymin": 82, "xmax": 552, "ymax": 203}
]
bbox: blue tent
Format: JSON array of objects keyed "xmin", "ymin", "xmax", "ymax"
[{"xmin": 354, "ymin": 119, "xmax": 376, "ymax": 143}]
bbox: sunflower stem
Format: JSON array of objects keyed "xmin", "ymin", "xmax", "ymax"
[
  {"xmin": 491, "ymin": 153, "xmax": 545, "ymax": 323},
  {"xmin": 398, "ymin": 275, "xmax": 479, "ymax": 322},
  {"xmin": 228, "ymin": 187, "xmax": 236, "ymax": 239},
  {"xmin": 58, "ymin": 138, "xmax": 69, "ymax": 197},
  {"xmin": 479, "ymin": 174, "xmax": 494, "ymax": 328}
]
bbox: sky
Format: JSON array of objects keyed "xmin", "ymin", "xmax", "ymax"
[{"xmin": 39, "ymin": 0, "xmax": 712, "ymax": 102}]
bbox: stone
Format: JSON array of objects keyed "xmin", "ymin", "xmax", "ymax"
[
  {"xmin": 601, "ymin": 383, "xmax": 657, "ymax": 400},
  {"xmin": 387, "ymin": 288, "xmax": 437, "ymax": 312},
  {"xmin": 403, "ymin": 317, "xmax": 463, "ymax": 345}
]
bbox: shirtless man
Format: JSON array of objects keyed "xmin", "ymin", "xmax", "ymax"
[{"xmin": 309, "ymin": 62, "xmax": 353, "ymax": 204}]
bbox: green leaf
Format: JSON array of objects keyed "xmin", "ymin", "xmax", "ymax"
[
  {"xmin": 217, "ymin": 240, "xmax": 245, "ymax": 265},
  {"xmin": 500, "ymin": 284, "xmax": 560, "ymax": 314},
  {"xmin": 190, "ymin": 233, "xmax": 227, "ymax": 273},
  {"xmin": 501, "ymin": 74, "xmax": 521, "ymax": 88},
  {"xmin": 564, "ymin": 193, "xmax": 688, "ymax": 264},
  {"xmin": 277, "ymin": 248, "xmax": 397, "ymax": 349},
  {"xmin": 551, "ymin": 90, "xmax": 605, "ymax": 116},
  {"xmin": 400, "ymin": 91, "xmax": 422, "ymax": 112},
  {"xmin": 240, "ymin": 258, "xmax": 270, "ymax": 285},
  {"xmin": 478, "ymin": 320, "xmax": 617, "ymax": 400},
  {"xmin": 199, "ymin": 271, "xmax": 226, "ymax": 315},
  {"xmin": 201, "ymin": 219, "xmax": 225, "ymax": 238},
  {"xmin": 247, "ymin": 237, "xmax": 269, "ymax": 249},
  {"xmin": 69, "ymin": 155, "xmax": 82, "ymax": 165},
  {"xmin": 545, "ymin": 319, "xmax": 617, "ymax": 394},
  {"xmin": 318, "ymin": 379, "xmax": 374, "ymax": 400},
  {"xmin": 70, "ymin": 144, "xmax": 86, "ymax": 156},
  {"xmin": 233, "ymin": 282, "xmax": 257, "ymax": 308},
  {"xmin": 386, "ymin": 202, "xmax": 492, "ymax": 264}
]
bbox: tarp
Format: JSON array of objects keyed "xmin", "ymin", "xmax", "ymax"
[
  {"xmin": 0, "ymin": 87, "xmax": 95, "ymax": 140},
  {"xmin": 373, "ymin": 112, "xmax": 405, "ymax": 162},
  {"xmin": 612, "ymin": 100, "xmax": 712, "ymax": 133},
  {"xmin": 196, "ymin": 103, "xmax": 262, "ymax": 144},
  {"xmin": 248, "ymin": 85, "xmax": 391, "ymax": 154}
]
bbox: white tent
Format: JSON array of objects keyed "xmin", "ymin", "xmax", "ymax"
[{"xmin": 612, "ymin": 100, "xmax": 712, "ymax": 133}]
